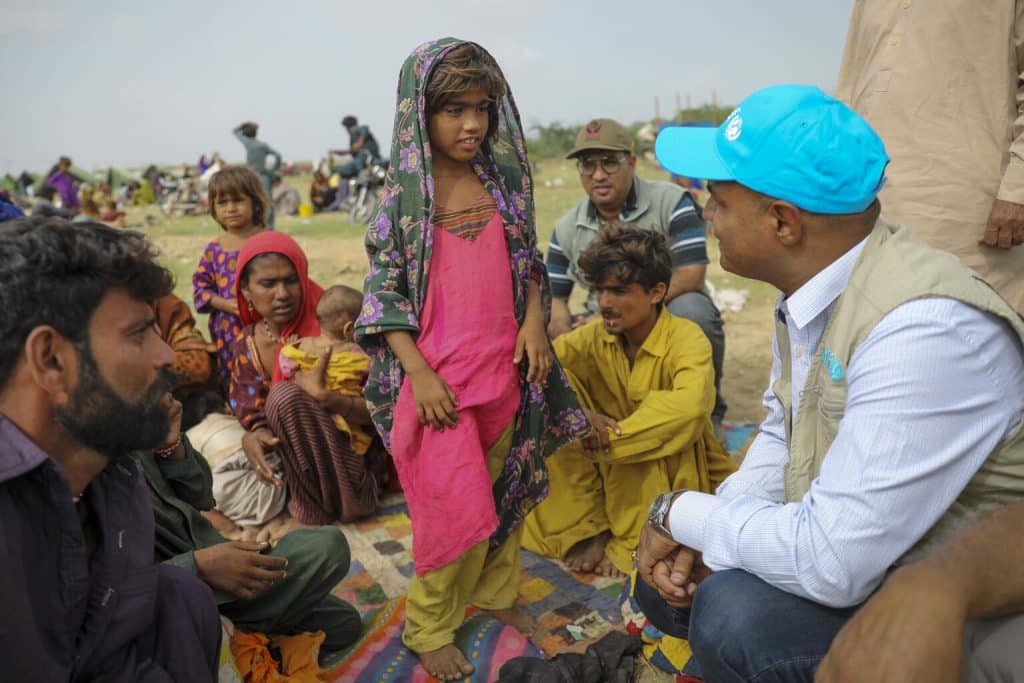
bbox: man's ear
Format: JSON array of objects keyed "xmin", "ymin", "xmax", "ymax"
[
  {"xmin": 770, "ymin": 201, "xmax": 805, "ymax": 247},
  {"xmin": 23, "ymin": 326, "xmax": 77, "ymax": 403},
  {"xmin": 650, "ymin": 281, "xmax": 668, "ymax": 306}
]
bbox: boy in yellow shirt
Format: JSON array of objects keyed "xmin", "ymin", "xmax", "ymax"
[{"xmin": 523, "ymin": 224, "xmax": 735, "ymax": 576}]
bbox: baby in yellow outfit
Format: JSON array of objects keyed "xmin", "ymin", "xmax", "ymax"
[{"xmin": 277, "ymin": 285, "xmax": 374, "ymax": 454}]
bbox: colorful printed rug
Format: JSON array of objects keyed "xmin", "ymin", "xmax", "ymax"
[
  {"xmin": 320, "ymin": 493, "xmax": 629, "ymax": 681},
  {"xmin": 314, "ymin": 422, "xmax": 758, "ymax": 682}
]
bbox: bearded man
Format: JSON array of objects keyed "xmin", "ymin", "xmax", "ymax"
[{"xmin": 0, "ymin": 217, "xmax": 221, "ymax": 682}]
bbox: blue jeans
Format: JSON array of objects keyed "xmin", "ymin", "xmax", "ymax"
[{"xmin": 634, "ymin": 569, "xmax": 860, "ymax": 682}]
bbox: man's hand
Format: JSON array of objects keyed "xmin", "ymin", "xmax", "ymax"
[
  {"xmin": 548, "ymin": 300, "xmax": 573, "ymax": 339},
  {"xmin": 651, "ymin": 546, "xmax": 710, "ymax": 609},
  {"xmin": 816, "ymin": 565, "xmax": 967, "ymax": 682},
  {"xmin": 408, "ymin": 367, "xmax": 459, "ymax": 431},
  {"xmin": 582, "ymin": 409, "xmax": 621, "ymax": 456},
  {"xmin": 161, "ymin": 397, "xmax": 183, "ymax": 450},
  {"xmin": 980, "ymin": 199, "xmax": 1024, "ymax": 249},
  {"xmin": 194, "ymin": 541, "xmax": 288, "ymax": 600},
  {"xmin": 571, "ymin": 314, "xmax": 596, "ymax": 329},
  {"xmin": 514, "ymin": 311, "xmax": 553, "ymax": 385},
  {"xmin": 241, "ymin": 428, "xmax": 283, "ymax": 487},
  {"xmin": 637, "ymin": 522, "xmax": 708, "ymax": 609},
  {"xmin": 294, "ymin": 348, "xmax": 330, "ymax": 403}
]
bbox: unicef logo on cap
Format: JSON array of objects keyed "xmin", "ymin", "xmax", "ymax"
[{"xmin": 724, "ymin": 107, "xmax": 743, "ymax": 142}]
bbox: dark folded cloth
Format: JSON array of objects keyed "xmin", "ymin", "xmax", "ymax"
[{"xmin": 498, "ymin": 631, "xmax": 642, "ymax": 683}]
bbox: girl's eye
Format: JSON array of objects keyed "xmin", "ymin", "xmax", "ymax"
[
  {"xmin": 445, "ymin": 107, "xmax": 461, "ymax": 116},
  {"xmin": 477, "ymin": 104, "xmax": 490, "ymax": 113}
]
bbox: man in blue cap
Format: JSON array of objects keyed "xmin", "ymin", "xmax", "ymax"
[{"xmin": 633, "ymin": 85, "xmax": 1024, "ymax": 681}]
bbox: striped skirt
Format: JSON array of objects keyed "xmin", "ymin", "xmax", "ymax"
[{"xmin": 266, "ymin": 382, "xmax": 379, "ymax": 525}]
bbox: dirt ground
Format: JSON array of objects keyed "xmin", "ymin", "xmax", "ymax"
[{"xmin": 144, "ymin": 159, "xmax": 775, "ymax": 425}]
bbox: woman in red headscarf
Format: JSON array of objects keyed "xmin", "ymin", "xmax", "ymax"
[{"xmin": 229, "ymin": 231, "xmax": 379, "ymax": 525}]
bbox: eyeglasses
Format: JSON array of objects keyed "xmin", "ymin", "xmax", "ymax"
[{"xmin": 576, "ymin": 154, "xmax": 627, "ymax": 177}]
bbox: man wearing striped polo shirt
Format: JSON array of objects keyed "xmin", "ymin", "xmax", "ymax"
[{"xmin": 547, "ymin": 119, "xmax": 727, "ymax": 426}]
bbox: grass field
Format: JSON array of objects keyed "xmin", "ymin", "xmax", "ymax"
[{"xmin": 137, "ymin": 158, "xmax": 777, "ymax": 424}]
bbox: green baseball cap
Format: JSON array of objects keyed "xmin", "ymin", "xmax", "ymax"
[{"xmin": 566, "ymin": 118, "xmax": 633, "ymax": 159}]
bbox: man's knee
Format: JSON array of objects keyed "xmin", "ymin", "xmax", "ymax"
[
  {"xmin": 666, "ymin": 292, "xmax": 722, "ymax": 338},
  {"xmin": 281, "ymin": 526, "xmax": 351, "ymax": 585},
  {"xmin": 156, "ymin": 564, "xmax": 221, "ymax": 641},
  {"xmin": 634, "ymin": 575, "xmax": 691, "ymax": 640},
  {"xmin": 689, "ymin": 570, "xmax": 760, "ymax": 652}
]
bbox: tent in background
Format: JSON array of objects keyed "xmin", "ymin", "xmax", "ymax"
[{"xmin": 105, "ymin": 166, "xmax": 140, "ymax": 190}]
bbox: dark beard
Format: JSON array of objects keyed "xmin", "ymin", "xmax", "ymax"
[{"xmin": 54, "ymin": 344, "xmax": 177, "ymax": 460}]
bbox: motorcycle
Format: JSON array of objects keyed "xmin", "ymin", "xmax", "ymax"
[
  {"xmin": 346, "ymin": 157, "xmax": 388, "ymax": 225},
  {"xmin": 323, "ymin": 151, "xmax": 389, "ymax": 225}
]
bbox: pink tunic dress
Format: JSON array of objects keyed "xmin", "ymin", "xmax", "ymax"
[{"xmin": 389, "ymin": 209, "xmax": 521, "ymax": 575}]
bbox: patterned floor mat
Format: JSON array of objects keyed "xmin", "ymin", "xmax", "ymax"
[{"xmin": 321, "ymin": 494, "xmax": 627, "ymax": 681}]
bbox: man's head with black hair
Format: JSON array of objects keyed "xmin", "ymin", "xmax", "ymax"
[{"xmin": 0, "ymin": 217, "xmax": 179, "ymax": 457}]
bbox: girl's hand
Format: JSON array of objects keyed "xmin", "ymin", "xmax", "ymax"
[
  {"xmin": 213, "ymin": 296, "xmax": 241, "ymax": 317},
  {"xmin": 514, "ymin": 312, "xmax": 552, "ymax": 386},
  {"xmin": 241, "ymin": 428, "xmax": 283, "ymax": 487},
  {"xmin": 408, "ymin": 367, "xmax": 459, "ymax": 431}
]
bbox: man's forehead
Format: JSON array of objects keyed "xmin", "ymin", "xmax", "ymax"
[
  {"xmin": 91, "ymin": 288, "xmax": 156, "ymax": 327},
  {"xmin": 595, "ymin": 276, "xmax": 634, "ymax": 288}
]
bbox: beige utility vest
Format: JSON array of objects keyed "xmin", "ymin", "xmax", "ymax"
[{"xmin": 775, "ymin": 220, "xmax": 1024, "ymax": 564}]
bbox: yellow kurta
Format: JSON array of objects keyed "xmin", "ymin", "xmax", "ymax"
[
  {"xmin": 836, "ymin": 0, "xmax": 1024, "ymax": 312},
  {"xmin": 522, "ymin": 309, "xmax": 736, "ymax": 573}
]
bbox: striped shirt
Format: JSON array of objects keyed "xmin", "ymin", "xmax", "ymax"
[
  {"xmin": 546, "ymin": 179, "xmax": 708, "ymax": 302},
  {"xmin": 668, "ymin": 238, "xmax": 1024, "ymax": 608}
]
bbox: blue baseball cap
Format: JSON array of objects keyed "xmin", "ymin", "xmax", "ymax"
[{"xmin": 655, "ymin": 85, "xmax": 889, "ymax": 214}]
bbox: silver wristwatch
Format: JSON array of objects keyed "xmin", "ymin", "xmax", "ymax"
[{"xmin": 647, "ymin": 489, "xmax": 686, "ymax": 539}]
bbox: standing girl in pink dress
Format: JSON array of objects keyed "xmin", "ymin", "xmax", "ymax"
[
  {"xmin": 193, "ymin": 165, "xmax": 268, "ymax": 397},
  {"xmin": 356, "ymin": 38, "xmax": 588, "ymax": 680}
]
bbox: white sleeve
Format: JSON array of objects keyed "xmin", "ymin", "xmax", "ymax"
[{"xmin": 668, "ymin": 299, "xmax": 1024, "ymax": 607}]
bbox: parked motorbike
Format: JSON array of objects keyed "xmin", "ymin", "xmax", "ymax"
[
  {"xmin": 322, "ymin": 151, "xmax": 389, "ymax": 225},
  {"xmin": 346, "ymin": 158, "xmax": 388, "ymax": 224}
]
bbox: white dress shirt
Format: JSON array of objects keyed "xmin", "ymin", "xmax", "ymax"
[{"xmin": 668, "ymin": 239, "xmax": 1024, "ymax": 608}]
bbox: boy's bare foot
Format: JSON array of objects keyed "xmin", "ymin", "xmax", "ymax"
[
  {"xmin": 564, "ymin": 530, "xmax": 611, "ymax": 573},
  {"xmin": 201, "ymin": 509, "xmax": 242, "ymax": 539},
  {"xmin": 595, "ymin": 555, "xmax": 625, "ymax": 579},
  {"xmin": 417, "ymin": 644, "xmax": 474, "ymax": 681},
  {"xmin": 485, "ymin": 606, "xmax": 537, "ymax": 638}
]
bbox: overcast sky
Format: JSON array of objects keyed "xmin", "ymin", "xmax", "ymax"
[{"xmin": 1, "ymin": 0, "xmax": 854, "ymax": 175}]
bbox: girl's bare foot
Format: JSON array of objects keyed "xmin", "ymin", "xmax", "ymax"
[
  {"xmin": 417, "ymin": 643, "xmax": 474, "ymax": 681},
  {"xmin": 564, "ymin": 530, "xmax": 611, "ymax": 573}
]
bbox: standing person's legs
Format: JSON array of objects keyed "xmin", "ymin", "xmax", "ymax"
[
  {"xmin": 961, "ymin": 612, "xmax": 1024, "ymax": 682},
  {"xmin": 260, "ymin": 174, "xmax": 275, "ymax": 228},
  {"xmin": 666, "ymin": 291, "xmax": 727, "ymax": 425},
  {"xmin": 221, "ymin": 527, "xmax": 361, "ymax": 651},
  {"xmin": 635, "ymin": 569, "xmax": 859, "ymax": 681}
]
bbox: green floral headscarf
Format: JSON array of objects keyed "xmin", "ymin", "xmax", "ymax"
[{"xmin": 355, "ymin": 37, "xmax": 588, "ymax": 547}]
